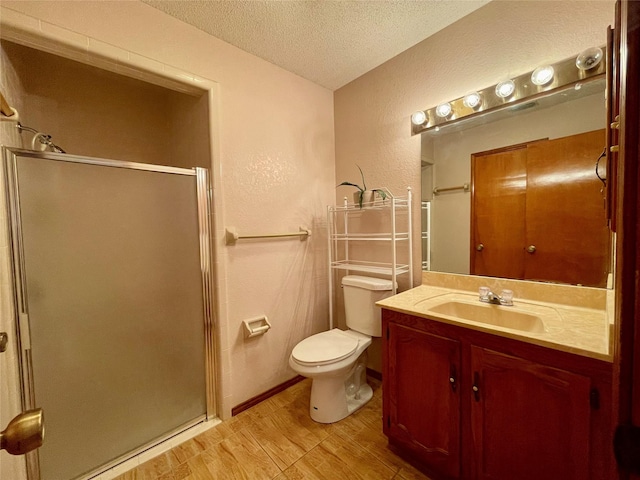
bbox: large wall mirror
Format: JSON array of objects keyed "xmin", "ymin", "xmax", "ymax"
[{"xmin": 420, "ymin": 68, "xmax": 611, "ymax": 288}]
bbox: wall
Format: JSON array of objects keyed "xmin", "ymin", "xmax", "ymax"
[
  {"xmin": 334, "ymin": 0, "xmax": 614, "ymax": 373},
  {"xmin": 0, "ymin": 0, "xmax": 335, "ymax": 434},
  {"xmin": 1, "ymin": 40, "xmax": 210, "ymax": 168}
]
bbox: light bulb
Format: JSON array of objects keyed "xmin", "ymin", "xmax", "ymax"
[
  {"xmin": 576, "ymin": 47, "xmax": 603, "ymax": 70},
  {"xmin": 495, "ymin": 80, "xmax": 516, "ymax": 98},
  {"xmin": 531, "ymin": 65, "xmax": 554, "ymax": 85},
  {"xmin": 463, "ymin": 92, "xmax": 481, "ymax": 108},
  {"xmin": 436, "ymin": 103, "xmax": 452, "ymax": 118},
  {"xmin": 411, "ymin": 111, "xmax": 427, "ymax": 125}
]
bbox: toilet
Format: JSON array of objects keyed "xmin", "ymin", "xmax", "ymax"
[{"xmin": 289, "ymin": 275, "xmax": 395, "ymax": 423}]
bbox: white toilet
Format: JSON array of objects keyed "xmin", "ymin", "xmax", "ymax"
[{"xmin": 289, "ymin": 275, "xmax": 394, "ymax": 423}]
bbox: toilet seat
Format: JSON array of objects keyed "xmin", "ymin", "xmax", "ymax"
[{"xmin": 291, "ymin": 329, "xmax": 358, "ymax": 366}]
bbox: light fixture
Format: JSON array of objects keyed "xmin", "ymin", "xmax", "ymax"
[
  {"xmin": 435, "ymin": 103, "xmax": 452, "ymax": 118},
  {"xmin": 576, "ymin": 47, "xmax": 603, "ymax": 70},
  {"xmin": 1, "ymin": 409, "xmax": 44, "ymax": 455},
  {"xmin": 531, "ymin": 65, "xmax": 555, "ymax": 85},
  {"xmin": 463, "ymin": 92, "xmax": 482, "ymax": 108},
  {"xmin": 411, "ymin": 111, "xmax": 427, "ymax": 125},
  {"xmin": 495, "ymin": 80, "xmax": 516, "ymax": 98},
  {"xmin": 411, "ymin": 46, "xmax": 605, "ymax": 135}
]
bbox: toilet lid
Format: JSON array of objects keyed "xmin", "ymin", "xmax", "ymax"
[{"xmin": 292, "ymin": 329, "xmax": 359, "ymax": 366}]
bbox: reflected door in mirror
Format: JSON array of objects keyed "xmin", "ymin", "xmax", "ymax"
[{"xmin": 471, "ymin": 130, "xmax": 610, "ymax": 287}]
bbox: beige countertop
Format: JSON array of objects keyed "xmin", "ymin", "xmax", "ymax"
[{"xmin": 377, "ymin": 285, "xmax": 611, "ymax": 362}]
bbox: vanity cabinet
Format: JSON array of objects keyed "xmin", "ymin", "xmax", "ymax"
[
  {"xmin": 469, "ymin": 347, "xmax": 591, "ymax": 480},
  {"xmin": 385, "ymin": 323, "xmax": 461, "ymax": 479},
  {"xmin": 382, "ymin": 309, "xmax": 614, "ymax": 480}
]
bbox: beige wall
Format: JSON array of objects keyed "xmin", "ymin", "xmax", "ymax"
[{"xmin": 0, "ymin": 0, "xmax": 335, "ymax": 434}]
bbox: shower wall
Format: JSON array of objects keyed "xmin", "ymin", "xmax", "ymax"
[{"xmin": 1, "ymin": 41, "xmax": 210, "ymax": 169}]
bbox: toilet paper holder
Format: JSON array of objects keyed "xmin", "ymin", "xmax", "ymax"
[{"xmin": 243, "ymin": 316, "xmax": 272, "ymax": 338}]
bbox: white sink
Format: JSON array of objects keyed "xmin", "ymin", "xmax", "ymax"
[{"xmin": 426, "ymin": 300, "xmax": 545, "ymax": 333}]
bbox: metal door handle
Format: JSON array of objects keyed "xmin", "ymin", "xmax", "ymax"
[
  {"xmin": 0, "ymin": 409, "xmax": 44, "ymax": 455},
  {"xmin": 527, "ymin": 245, "xmax": 536, "ymax": 253},
  {"xmin": 476, "ymin": 243, "xmax": 484, "ymax": 251}
]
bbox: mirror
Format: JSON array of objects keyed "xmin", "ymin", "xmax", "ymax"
[{"xmin": 421, "ymin": 77, "xmax": 611, "ymax": 288}]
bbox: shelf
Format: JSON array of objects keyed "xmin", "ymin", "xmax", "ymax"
[
  {"xmin": 330, "ymin": 232, "xmax": 410, "ymax": 241},
  {"xmin": 328, "ymin": 187, "xmax": 413, "ymax": 328},
  {"xmin": 329, "ymin": 197, "xmax": 410, "ymax": 213},
  {"xmin": 330, "ymin": 260, "xmax": 410, "ymax": 276}
]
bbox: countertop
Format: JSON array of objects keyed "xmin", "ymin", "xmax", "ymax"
[{"xmin": 377, "ymin": 285, "xmax": 611, "ymax": 362}]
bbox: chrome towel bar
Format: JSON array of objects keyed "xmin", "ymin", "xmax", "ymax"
[
  {"xmin": 225, "ymin": 226, "xmax": 311, "ymax": 245},
  {"xmin": 433, "ymin": 183, "xmax": 470, "ymax": 195}
]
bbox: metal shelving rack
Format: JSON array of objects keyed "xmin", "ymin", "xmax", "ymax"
[
  {"xmin": 327, "ymin": 187, "xmax": 413, "ymax": 329},
  {"xmin": 421, "ymin": 200, "xmax": 431, "ymax": 271}
]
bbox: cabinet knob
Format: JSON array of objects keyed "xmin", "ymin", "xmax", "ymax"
[
  {"xmin": 476, "ymin": 243, "xmax": 484, "ymax": 252},
  {"xmin": 526, "ymin": 245, "xmax": 536, "ymax": 254},
  {"xmin": 472, "ymin": 372, "xmax": 480, "ymax": 401},
  {"xmin": 449, "ymin": 365, "xmax": 457, "ymax": 392},
  {"xmin": 611, "ymin": 145, "xmax": 620, "ymax": 153}
]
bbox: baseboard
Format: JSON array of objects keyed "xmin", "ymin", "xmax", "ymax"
[
  {"xmin": 231, "ymin": 375, "xmax": 305, "ymax": 416},
  {"xmin": 367, "ymin": 368, "xmax": 382, "ymax": 381}
]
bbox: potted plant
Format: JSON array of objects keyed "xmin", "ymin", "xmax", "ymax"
[{"xmin": 337, "ymin": 165, "xmax": 387, "ymax": 208}]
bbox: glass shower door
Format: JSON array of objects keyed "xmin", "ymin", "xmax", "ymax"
[{"xmin": 4, "ymin": 149, "xmax": 214, "ymax": 480}]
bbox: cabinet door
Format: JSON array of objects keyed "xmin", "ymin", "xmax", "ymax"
[
  {"xmin": 470, "ymin": 347, "xmax": 591, "ymax": 480},
  {"xmin": 386, "ymin": 323, "xmax": 461, "ymax": 479}
]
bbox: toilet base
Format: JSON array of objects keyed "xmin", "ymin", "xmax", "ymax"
[{"xmin": 309, "ymin": 378, "xmax": 373, "ymax": 424}]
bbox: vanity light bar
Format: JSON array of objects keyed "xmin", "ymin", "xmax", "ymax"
[{"xmin": 411, "ymin": 47, "xmax": 606, "ymax": 135}]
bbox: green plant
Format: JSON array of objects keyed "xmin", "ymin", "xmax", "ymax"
[{"xmin": 337, "ymin": 165, "xmax": 387, "ymax": 208}]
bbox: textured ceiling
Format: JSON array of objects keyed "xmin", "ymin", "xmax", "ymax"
[{"xmin": 141, "ymin": 0, "xmax": 490, "ymax": 90}]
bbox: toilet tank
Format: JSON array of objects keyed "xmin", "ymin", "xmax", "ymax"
[{"xmin": 341, "ymin": 275, "xmax": 395, "ymax": 337}]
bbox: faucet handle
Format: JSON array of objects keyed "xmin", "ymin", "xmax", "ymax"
[
  {"xmin": 500, "ymin": 289, "xmax": 514, "ymax": 305},
  {"xmin": 479, "ymin": 286, "xmax": 490, "ymax": 301}
]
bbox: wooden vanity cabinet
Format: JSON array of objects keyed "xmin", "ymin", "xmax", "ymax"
[
  {"xmin": 382, "ymin": 309, "xmax": 614, "ymax": 480},
  {"xmin": 469, "ymin": 346, "xmax": 591, "ymax": 480},
  {"xmin": 385, "ymin": 322, "xmax": 461, "ymax": 479}
]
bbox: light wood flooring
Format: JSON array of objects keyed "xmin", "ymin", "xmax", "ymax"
[{"xmin": 114, "ymin": 378, "xmax": 433, "ymax": 480}]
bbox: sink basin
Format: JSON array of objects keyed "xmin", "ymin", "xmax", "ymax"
[{"xmin": 426, "ymin": 301, "xmax": 545, "ymax": 333}]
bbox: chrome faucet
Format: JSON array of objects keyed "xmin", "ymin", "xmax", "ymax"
[{"xmin": 479, "ymin": 287, "xmax": 514, "ymax": 306}]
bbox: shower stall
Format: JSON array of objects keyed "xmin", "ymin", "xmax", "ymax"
[{"xmin": 3, "ymin": 147, "xmax": 216, "ymax": 480}]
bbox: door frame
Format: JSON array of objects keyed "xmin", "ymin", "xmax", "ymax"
[{"xmin": 613, "ymin": 0, "xmax": 640, "ymax": 478}]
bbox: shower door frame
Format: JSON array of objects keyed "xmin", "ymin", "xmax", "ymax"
[{"xmin": 2, "ymin": 147, "xmax": 218, "ymax": 480}]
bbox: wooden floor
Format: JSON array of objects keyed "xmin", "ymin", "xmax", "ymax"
[{"xmin": 114, "ymin": 378, "xmax": 432, "ymax": 480}]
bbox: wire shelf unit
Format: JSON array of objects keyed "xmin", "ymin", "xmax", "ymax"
[{"xmin": 327, "ymin": 187, "xmax": 413, "ymax": 329}]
